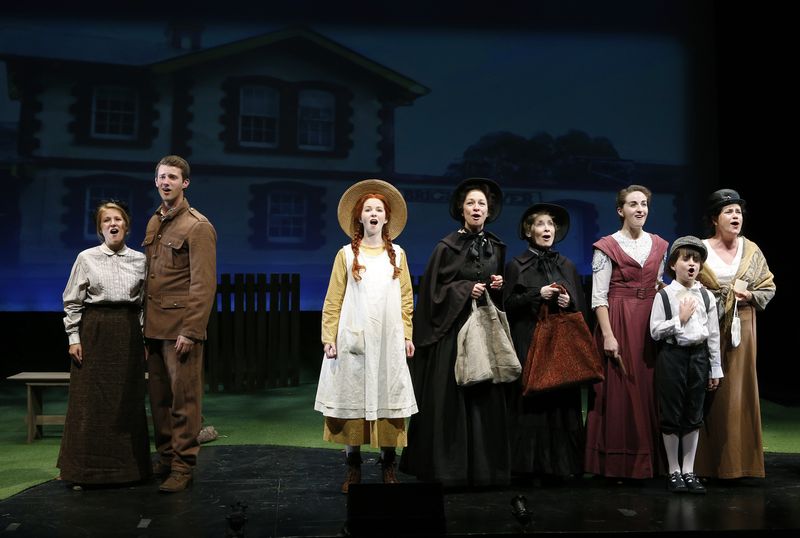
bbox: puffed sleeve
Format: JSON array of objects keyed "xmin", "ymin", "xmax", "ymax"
[
  {"xmin": 399, "ymin": 250, "xmax": 414, "ymax": 341},
  {"xmin": 62, "ymin": 254, "xmax": 89, "ymax": 345},
  {"xmin": 321, "ymin": 249, "xmax": 348, "ymax": 344},
  {"xmin": 590, "ymin": 248, "xmax": 611, "ymax": 309}
]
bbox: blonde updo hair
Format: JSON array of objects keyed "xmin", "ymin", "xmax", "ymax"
[{"xmin": 95, "ymin": 201, "xmax": 131, "ymax": 242}]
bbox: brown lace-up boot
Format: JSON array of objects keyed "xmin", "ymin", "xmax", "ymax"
[
  {"xmin": 341, "ymin": 452, "xmax": 362, "ymax": 494},
  {"xmin": 380, "ymin": 450, "xmax": 399, "ymax": 484},
  {"xmin": 159, "ymin": 469, "xmax": 193, "ymax": 493}
]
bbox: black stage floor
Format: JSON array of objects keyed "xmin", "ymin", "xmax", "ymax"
[{"xmin": 1, "ymin": 445, "xmax": 798, "ymax": 537}]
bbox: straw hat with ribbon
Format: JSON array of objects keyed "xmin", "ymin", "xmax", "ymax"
[{"xmin": 337, "ymin": 179, "xmax": 407, "ymax": 240}]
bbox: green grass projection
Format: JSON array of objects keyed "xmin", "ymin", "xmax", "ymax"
[{"xmin": 1, "ymin": 382, "xmax": 797, "ymax": 500}]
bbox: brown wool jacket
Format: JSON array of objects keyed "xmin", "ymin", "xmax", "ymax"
[{"xmin": 142, "ymin": 198, "xmax": 217, "ymax": 341}]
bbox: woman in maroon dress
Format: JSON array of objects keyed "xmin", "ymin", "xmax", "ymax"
[{"xmin": 584, "ymin": 185, "xmax": 668, "ymax": 479}]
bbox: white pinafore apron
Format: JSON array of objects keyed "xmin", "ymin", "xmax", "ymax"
[{"xmin": 315, "ymin": 244, "xmax": 417, "ymax": 420}]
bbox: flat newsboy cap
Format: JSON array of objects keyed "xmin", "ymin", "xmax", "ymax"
[
  {"xmin": 707, "ymin": 188, "xmax": 746, "ymax": 216},
  {"xmin": 666, "ymin": 235, "xmax": 707, "ymax": 279}
]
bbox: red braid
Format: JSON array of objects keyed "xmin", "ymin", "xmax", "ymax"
[
  {"xmin": 351, "ymin": 228, "xmax": 364, "ymax": 281},
  {"xmin": 383, "ymin": 227, "xmax": 401, "ymax": 279},
  {"xmin": 350, "ymin": 192, "xmax": 399, "ymax": 280}
]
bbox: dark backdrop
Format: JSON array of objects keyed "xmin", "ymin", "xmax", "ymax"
[{"xmin": 713, "ymin": 3, "xmax": 791, "ymax": 404}]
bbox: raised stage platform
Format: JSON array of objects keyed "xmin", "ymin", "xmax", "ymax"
[{"xmin": 1, "ymin": 445, "xmax": 798, "ymax": 537}]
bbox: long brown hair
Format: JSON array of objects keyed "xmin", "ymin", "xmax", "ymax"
[{"xmin": 350, "ymin": 193, "xmax": 401, "ymax": 281}]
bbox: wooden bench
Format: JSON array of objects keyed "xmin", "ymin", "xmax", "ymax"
[
  {"xmin": 7, "ymin": 371, "xmax": 150, "ymax": 443},
  {"xmin": 6, "ymin": 372, "xmax": 70, "ymax": 443}
]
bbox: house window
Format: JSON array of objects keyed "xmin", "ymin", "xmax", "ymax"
[
  {"xmin": 249, "ymin": 182, "xmax": 325, "ymax": 250},
  {"xmin": 297, "ymin": 89, "xmax": 335, "ymax": 151},
  {"xmin": 70, "ymin": 81, "xmax": 156, "ymax": 148},
  {"xmin": 84, "ymin": 186, "xmax": 134, "ymax": 240},
  {"xmin": 221, "ymin": 77, "xmax": 352, "ymax": 157},
  {"xmin": 91, "ymin": 86, "xmax": 139, "ymax": 140},
  {"xmin": 60, "ymin": 174, "xmax": 153, "ymax": 248},
  {"xmin": 267, "ymin": 193, "xmax": 307, "ymax": 243},
  {"xmin": 239, "ymin": 85, "xmax": 279, "ymax": 147}
]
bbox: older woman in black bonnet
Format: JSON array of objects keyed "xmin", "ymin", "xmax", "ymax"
[{"xmin": 503, "ymin": 203, "xmax": 587, "ymax": 482}]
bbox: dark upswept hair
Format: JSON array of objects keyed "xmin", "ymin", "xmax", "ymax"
[
  {"xmin": 455, "ymin": 183, "xmax": 497, "ymax": 223},
  {"xmin": 615, "ymin": 184, "xmax": 652, "ymax": 224}
]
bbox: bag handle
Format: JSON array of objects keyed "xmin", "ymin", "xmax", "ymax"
[
  {"xmin": 538, "ymin": 282, "xmax": 567, "ymax": 321},
  {"xmin": 479, "ymin": 291, "xmax": 501, "ymax": 321}
]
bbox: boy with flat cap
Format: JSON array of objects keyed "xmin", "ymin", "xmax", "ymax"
[{"xmin": 650, "ymin": 236, "xmax": 722, "ymax": 494}]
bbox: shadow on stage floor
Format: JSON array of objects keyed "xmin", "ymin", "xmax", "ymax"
[{"xmin": 1, "ymin": 445, "xmax": 798, "ymax": 537}]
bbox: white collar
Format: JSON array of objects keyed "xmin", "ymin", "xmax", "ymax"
[{"xmin": 99, "ymin": 243, "xmax": 128, "ymax": 256}]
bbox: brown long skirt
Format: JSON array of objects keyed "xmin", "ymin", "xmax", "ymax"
[
  {"xmin": 323, "ymin": 417, "xmax": 407, "ymax": 448},
  {"xmin": 695, "ymin": 305, "xmax": 764, "ymax": 478},
  {"xmin": 57, "ymin": 305, "xmax": 151, "ymax": 484}
]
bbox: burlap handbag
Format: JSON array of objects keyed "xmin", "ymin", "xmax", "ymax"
[
  {"xmin": 521, "ymin": 285, "xmax": 604, "ymax": 394},
  {"xmin": 455, "ymin": 293, "xmax": 521, "ymax": 386}
]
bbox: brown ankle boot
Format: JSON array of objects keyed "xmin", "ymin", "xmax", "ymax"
[
  {"xmin": 380, "ymin": 451, "xmax": 399, "ymax": 484},
  {"xmin": 341, "ymin": 453, "xmax": 362, "ymax": 494}
]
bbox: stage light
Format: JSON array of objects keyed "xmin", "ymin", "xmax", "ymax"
[
  {"xmin": 510, "ymin": 494, "xmax": 532, "ymax": 529},
  {"xmin": 226, "ymin": 501, "xmax": 248, "ymax": 537}
]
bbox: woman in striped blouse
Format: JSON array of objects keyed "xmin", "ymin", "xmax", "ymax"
[{"xmin": 59, "ymin": 200, "xmax": 151, "ymax": 486}]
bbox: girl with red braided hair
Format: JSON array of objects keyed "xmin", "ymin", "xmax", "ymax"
[{"xmin": 314, "ymin": 179, "xmax": 417, "ymax": 493}]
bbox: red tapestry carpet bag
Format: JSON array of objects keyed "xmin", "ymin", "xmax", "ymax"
[{"xmin": 521, "ymin": 285, "xmax": 604, "ymax": 395}]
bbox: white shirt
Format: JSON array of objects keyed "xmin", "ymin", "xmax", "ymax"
[
  {"xmin": 62, "ymin": 244, "xmax": 146, "ymax": 344},
  {"xmin": 702, "ymin": 237, "xmax": 744, "ymax": 286},
  {"xmin": 649, "ymin": 280, "xmax": 723, "ymax": 379}
]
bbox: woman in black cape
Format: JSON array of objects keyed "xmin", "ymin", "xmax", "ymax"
[
  {"xmin": 503, "ymin": 203, "xmax": 586, "ymax": 480},
  {"xmin": 400, "ymin": 178, "xmax": 512, "ymax": 487}
]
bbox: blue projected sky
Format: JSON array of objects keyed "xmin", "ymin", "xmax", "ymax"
[{"xmin": 329, "ymin": 28, "xmax": 686, "ymax": 173}]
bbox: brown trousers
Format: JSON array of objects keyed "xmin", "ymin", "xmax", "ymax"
[{"xmin": 147, "ymin": 339, "xmax": 204, "ymax": 472}]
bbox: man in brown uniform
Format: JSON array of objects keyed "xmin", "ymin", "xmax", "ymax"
[{"xmin": 143, "ymin": 155, "xmax": 217, "ymax": 492}]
